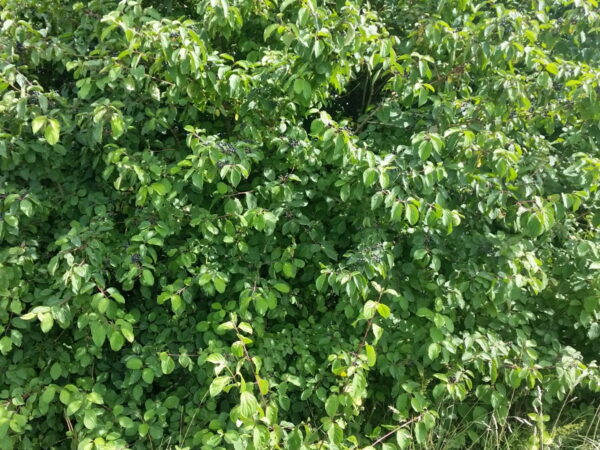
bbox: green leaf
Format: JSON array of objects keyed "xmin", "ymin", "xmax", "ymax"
[
  {"xmin": 526, "ymin": 213, "xmax": 544, "ymax": 237},
  {"xmin": 406, "ymin": 204, "xmax": 419, "ymax": 225},
  {"xmin": 377, "ymin": 303, "xmax": 391, "ymax": 318},
  {"xmin": 411, "ymin": 393, "xmax": 427, "ymax": 413},
  {"xmin": 427, "ymin": 342, "xmax": 441, "ymax": 360},
  {"xmin": 328, "ymin": 423, "xmax": 343, "ymax": 444},
  {"xmin": 588, "ymin": 323, "xmax": 600, "ymax": 340},
  {"xmin": 87, "ymin": 392, "xmax": 104, "ymax": 405},
  {"xmin": 213, "ymin": 277, "xmax": 226, "ymax": 294},
  {"xmin": 363, "ymin": 168, "xmax": 377, "ymax": 187},
  {"xmin": 545, "ymin": 62, "xmax": 559, "ymax": 75},
  {"xmin": 391, "ymin": 201, "xmax": 404, "ymax": 222},
  {"xmin": 151, "ymin": 180, "xmax": 172, "ymax": 196},
  {"xmin": 219, "ymin": 0, "xmax": 229, "ymax": 16},
  {"xmin": 40, "ymin": 313, "xmax": 53, "ymax": 333},
  {"xmin": 255, "ymin": 296, "xmax": 268, "ymax": 315},
  {"xmin": 109, "ymin": 330, "xmax": 125, "ymax": 351},
  {"xmin": 584, "ymin": 297, "xmax": 598, "ymax": 313},
  {"xmin": 379, "ymin": 171, "xmax": 390, "ymax": 189},
  {"xmin": 429, "ymin": 327, "xmax": 444, "ymax": 343},
  {"xmin": 0, "ymin": 336, "xmax": 12, "ymax": 355},
  {"xmin": 3, "ymin": 214, "xmax": 18, "ymax": 228},
  {"xmin": 413, "ymin": 248, "xmax": 428, "ymax": 260},
  {"xmin": 264, "ymin": 23, "xmax": 279, "ymax": 41},
  {"xmin": 238, "ymin": 322, "xmax": 253, "ymax": 334},
  {"xmin": 365, "ymin": 344, "xmax": 376, "ymax": 367},
  {"xmin": 325, "ymin": 394, "xmax": 339, "ymax": 417},
  {"xmin": 50, "ymin": 362, "xmax": 62, "ymax": 380},
  {"xmin": 138, "ymin": 423, "xmax": 150, "ymax": 437},
  {"xmin": 90, "ymin": 322, "xmax": 106, "ymax": 347},
  {"xmin": 229, "ymin": 168, "xmax": 241, "ymax": 187},
  {"xmin": 218, "ymin": 320, "xmax": 235, "ymax": 331},
  {"xmin": 274, "ymin": 282, "xmax": 290, "ymax": 293},
  {"xmin": 240, "ymin": 391, "xmax": 260, "ymax": 418},
  {"xmin": 108, "ymin": 288, "xmax": 126, "ymax": 304},
  {"xmin": 59, "ymin": 388, "xmax": 70, "ymax": 405},
  {"xmin": 19, "ymin": 198, "xmax": 33, "ymax": 217},
  {"xmin": 126, "ymin": 357, "xmax": 143, "ymax": 370},
  {"xmin": 41, "ymin": 385, "xmax": 56, "ymax": 403},
  {"xmin": 67, "ymin": 400, "xmax": 82, "ymax": 416},
  {"xmin": 206, "ymin": 353, "xmax": 228, "ymax": 365},
  {"xmin": 282, "ymin": 262, "xmax": 296, "ymax": 278},
  {"xmin": 314, "ymin": 39, "xmax": 324, "ymax": 58},
  {"xmin": 258, "ymin": 377, "xmax": 269, "ymax": 395},
  {"xmin": 363, "ymin": 301, "xmax": 378, "ymax": 319},
  {"xmin": 142, "ymin": 368, "xmax": 155, "ymax": 384},
  {"xmin": 83, "ymin": 410, "xmax": 97, "ymax": 430},
  {"xmin": 293, "ymin": 78, "xmax": 304, "ymax": 94},
  {"xmin": 210, "ymin": 376, "xmax": 231, "ymax": 397},
  {"xmin": 120, "ymin": 324, "xmax": 134, "ymax": 342},
  {"xmin": 416, "ymin": 307, "xmax": 433, "ymax": 318},
  {"xmin": 371, "ymin": 192, "xmax": 383, "ymax": 210},
  {"xmin": 229, "ymin": 74, "xmax": 240, "ymax": 95},
  {"xmin": 293, "ymin": 78, "xmax": 312, "ymax": 99},
  {"xmin": 372, "ymin": 323, "xmax": 383, "ymax": 343},
  {"xmin": 110, "ymin": 116, "xmax": 125, "ymax": 138},
  {"xmin": 396, "ymin": 429, "xmax": 411, "ymax": 449},
  {"xmin": 418, "ymin": 87, "xmax": 428, "ymax": 106},
  {"xmin": 287, "ymin": 429, "xmax": 302, "ymax": 449},
  {"xmin": 160, "ymin": 354, "xmax": 175, "ymax": 374},
  {"xmin": 119, "ymin": 416, "xmax": 134, "ymax": 429},
  {"xmin": 315, "ymin": 274, "xmax": 327, "ymax": 291},
  {"xmin": 32, "ymin": 116, "xmax": 46, "ymax": 134},
  {"xmin": 44, "ymin": 119, "xmax": 60, "ymax": 145},
  {"xmin": 414, "ymin": 421, "xmax": 427, "ymax": 444},
  {"xmin": 141, "ymin": 269, "xmax": 155, "ymax": 286},
  {"xmin": 418, "ymin": 141, "xmax": 432, "ymax": 161}
]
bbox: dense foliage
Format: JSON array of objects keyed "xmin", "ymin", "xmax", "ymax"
[{"xmin": 1, "ymin": 0, "xmax": 600, "ymax": 448}]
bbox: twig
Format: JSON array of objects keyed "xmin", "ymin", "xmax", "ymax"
[
  {"xmin": 225, "ymin": 190, "xmax": 255, "ymax": 197},
  {"xmin": 371, "ymin": 414, "xmax": 423, "ymax": 447},
  {"xmin": 356, "ymin": 102, "xmax": 387, "ymax": 133},
  {"xmin": 233, "ymin": 323, "xmax": 268, "ymax": 406}
]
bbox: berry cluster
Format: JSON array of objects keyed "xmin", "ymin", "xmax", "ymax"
[
  {"xmin": 27, "ymin": 91, "xmax": 40, "ymax": 105},
  {"xmin": 217, "ymin": 141, "xmax": 238, "ymax": 155}
]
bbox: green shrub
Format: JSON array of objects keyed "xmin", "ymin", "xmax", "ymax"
[{"xmin": 1, "ymin": 0, "xmax": 600, "ymax": 448}]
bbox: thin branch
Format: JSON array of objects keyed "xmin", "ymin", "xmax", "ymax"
[{"xmin": 371, "ymin": 414, "xmax": 423, "ymax": 447}]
